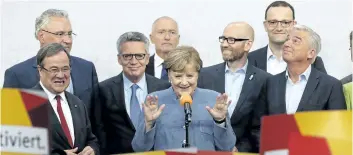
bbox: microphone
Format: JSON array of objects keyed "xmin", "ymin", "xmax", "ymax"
[{"xmin": 180, "ymin": 92, "xmax": 193, "ymax": 122}]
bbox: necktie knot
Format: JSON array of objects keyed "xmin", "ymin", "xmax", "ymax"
[
  {"xmin": 131, "ymin": 84, "xmax": 139, "ymax": 92},
  {"xmin": 55, "ymin": 95, "xmax": 61, "ymax": 102}
]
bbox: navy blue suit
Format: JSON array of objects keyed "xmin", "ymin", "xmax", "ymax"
[{"xmin": 3, "ymin": 56, "xmax": 98, "ymax": 111}]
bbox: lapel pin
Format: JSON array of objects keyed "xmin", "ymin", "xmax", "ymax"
[
  {"xmin": 74, "ymin": 105, "xmax": 77, "ymax": 108},
  {"xmin": 249, "ymin": 75, "xmax": 254, "ymax": 80}
]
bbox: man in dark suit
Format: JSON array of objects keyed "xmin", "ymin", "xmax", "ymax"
[
  {"xmin": 248, "ymin": 1, "xmax": 326, "ymax": 75},
  {"xmin": 3, "ymin": 9, "xmax": 98, "ymax": 111},
  {"xmin": 33, "ymin": 43, "xmax": 99, "ymax": 155},
  {"xmin": 340, "ymin": 31, "xmax": 352, "ymax": 84},
  {"xmin": 89, "ymin": 32, "xmax": 170, "ymax": 154},
  {"xmin": 198, "ymin": 22, "xmax": 271, "ymax": 153},
  {"xmin": 252, "ymin": 25, "xmax": 346, "ymax": 151},
  {"xmin": 145, "ymin": 16, "xmax": 180, "ymax": 80}
]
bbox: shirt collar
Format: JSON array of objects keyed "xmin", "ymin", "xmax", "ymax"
[
  {"xmin": 39, "ymin": 81, "xmax": 67, "ymax": 103},
  {"xmin": 267, "ymin": 45, "xmax": 283, "ymax": 61},
  {"xmin": 225, "ymin": 59, "xmax": 248, "ymax": 74},
  {"xmin": 123, "ymin": 73, "xmax": 147, "ymax": 91},
  {"xmin": 285, "ymin": 65, "xmax": 312, "ymax": 81},
  {"xmin": 154, "ymin": 53, "xmax": 164, "ymax": 67}
]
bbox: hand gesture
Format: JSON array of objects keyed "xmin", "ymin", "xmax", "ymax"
[
  {"xmin": 206, "ymin": 93, "xmax": 231, "ymax": 121},
  {"xmin": 64, "ymin": 147, "xmax": 78, "ymax": 155},
  {"xmin": 78, "ymin": 146, "xmax": 94, "ymax": 155},
  {"xmin": 143, "ymin": 95, "xmax": 165, "ymax": 130}
]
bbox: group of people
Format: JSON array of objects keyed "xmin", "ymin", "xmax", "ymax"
[{"xmin": 3, "ymin": 1, "xmax": 351, "ymax": 155}]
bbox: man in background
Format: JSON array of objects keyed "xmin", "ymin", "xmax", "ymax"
[
  {"xmin": 248, "ymin": 1, "xmax": 326, "ymax": 75},
  {"xmin": 3, "ymin": 9, "xmax": 98, "ymax": 112},
  {"xmin": 146, "ymin": 16, "xmax": 180, "ymax": 80}
]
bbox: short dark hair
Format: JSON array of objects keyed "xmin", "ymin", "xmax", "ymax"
[
  {"xmin": 36, "ymin": 43, "xmax": 70, "ymax": 67},
  {"xmin": 265, "ymin": 1, "xmax": 295, "ymax": 20},
  {"xmin": 350, "ymin": 31, "xmax": 352, "ymax": 47}
]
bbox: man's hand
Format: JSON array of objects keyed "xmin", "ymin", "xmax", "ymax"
[
  {"xmin": 232, "ymin": 146, "xmax": 238, "ymax": 152},
  {"xmin": 78, "ymin": 146, "xmax": 94, "ymax": 155},
  {"xmin": 64, "ymin": 147, "xmax": 78, "ymax": 155}
]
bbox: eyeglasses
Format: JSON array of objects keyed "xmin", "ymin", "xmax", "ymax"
[
  {"xmin": 266, "ymin": 20, "xmax": 293, "ymax": 28},
  {"xmin": 119, "ymin": 53, "xmax": 147, "ymax": 60},
  {"xmin": 219, "ymin": 36, "xmax": 249, "ymax": 44},
  {"xmin": 41, "ymin": 29, "xmax": 76, "ymax": 38},
  {"xmin": 41, "ymin": 66, "xmax": 71, "ymax": 75}
]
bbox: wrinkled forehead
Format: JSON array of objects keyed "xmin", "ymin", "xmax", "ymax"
[
  {"xmin": 289, "ymin": 29, "xmax": 309, "ymax": 40},
  {"xmin": 223, "ymin": 26, "xmax": 249, "ymax": 39},
  {"xmin": 153, "ymin": 18, "xmax": 179, "ymax": 31}
]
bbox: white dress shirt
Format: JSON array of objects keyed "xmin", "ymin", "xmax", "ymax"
[
  {"xmin": 123, "ymin": 73, "xmax": 148, "ymax": 117},
  {"xmin": 40, "ymin": 81, "xmax": 75, "ymax": 143},
  {"xmin": 285, "ymin": 65, "xmax": 312, "ymax": 114},
  {"xmin": 66, "ymin": 77, "xmax": 74, "ymax": 94},
  {"xmin": 225, "ymin": 61, "xmax": 247, "ymax": 117},
  {"xmin": 266, "ymin": 46, "xmax": 287, "ymax": 75},
  {"xmin": 153, "ymin": 54, "xmax": 164, "ymax": 79}
]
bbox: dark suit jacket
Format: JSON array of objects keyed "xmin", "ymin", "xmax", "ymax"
[
  {"xmin": 252, "ymin": 67, "xmax": 346, "ymax": 151},
  {"xmin": 3, "ymin": 56, "xmax": 98, "ymax": 113},
  {"xmin": 32, "ymin": 84, "xmax": 99, "ymax": 155},
  {"xmin": 248, "ymin": 45, "xmax": 327, "ymax": 74},
  {"xmin": 146, "ymin": 55, "xmax": 155, "ymax": 76},
  {"xmin": 197, "ymin": 62, "xmax": 271, "ymax": 153},
  {"xmin": 89, "ymin": 73, "xmax": 170, "ymax": 154},
  {"xmin": 340, "ymin": 74, "xmax": 352, "ymax": 84}
]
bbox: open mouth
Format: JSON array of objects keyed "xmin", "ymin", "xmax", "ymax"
[{"xmin": 54, "ymin": 80, "xmax": 65, "ymax": 85}]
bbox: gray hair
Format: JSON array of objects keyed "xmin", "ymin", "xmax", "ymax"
[
  {"xmin": 116, "ymin": 31, "xmax": 150, "ymax": 54},
  {"xmin": 36, "ymin": 43, "xmax": 70, "ymax": 67},
  {"xmin": 35, "ymin": 9, "xmax": 69, "ymax": 39},
  {"xmin": 293, "ymin": 24, "xmax": 322, "ymax": 55}
]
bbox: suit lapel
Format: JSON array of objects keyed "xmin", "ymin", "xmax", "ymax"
[
  {"xmin": 70, "ymin": 58, "xmax": 83, "ymax": 95},
  {"xmin": 231, "ymin": 65, "xmax": 256, "ymax": 121},
  {"xmin": 65, "ymin": 92, "xmax": 80, "ymax": 147},
  {"xmin": 258, "ymin": 46, "xmax": 268, "ymax": 71},
  {"xmin": 278, "ymin": 72, "xmax": 287, "ymax": 113},
  {"xmin": 296, "ymin": 68, "xmax": 320, "ymax": 112},
  {"xmin": 214, "ymin": 63, "xmax": 226, "ymax": 93},
  {"xmin": 33, "ymin": 84, "xmax": 71, "ymax": 147},
  {"xmin": 146, "ymin": 55, "xmax": 155, "ymax": 76},
  {"xmin": 113, "ymin": 73, "xmax": 136, "ymax": 130}
]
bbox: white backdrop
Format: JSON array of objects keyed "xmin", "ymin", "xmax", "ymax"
[{"xmin": 1, "ymin": 0, "xmax": 352, "ymax": 85}]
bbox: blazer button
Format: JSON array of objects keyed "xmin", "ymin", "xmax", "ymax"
[{"xmin": 183, "ymin": 125, "xmax": 186, "ymax": 129}]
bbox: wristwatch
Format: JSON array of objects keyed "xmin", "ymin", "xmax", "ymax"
[{"xmin": 214, "ymin": 118, "xmax": 226, "ymax": 124}]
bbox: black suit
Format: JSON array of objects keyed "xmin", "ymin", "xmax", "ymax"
[
  {"xmin": 198, "ymin": 62, "xmax": 271, "ymax": 153},
  {"xmin": 248, "ymin": 46, "xmax": 327, "ymax": 74},
  {"xmin": 252, "ymin": 67, "xmax": 346, "ymax": 151},
  {"xmin": 32, "ymin": 84, "xmax": 99, "ymax": 155},
  {"xmin": 90, "ymin": 73, "xmax": 170, "ymax": 154},
  {"xmin": 146, "ymin": 55, "xmax": 155, "ymax": 76}
]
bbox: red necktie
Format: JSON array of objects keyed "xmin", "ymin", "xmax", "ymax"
[{"xmin": 55, "ymin": 95, "xmax": 73, "ymax": 147}]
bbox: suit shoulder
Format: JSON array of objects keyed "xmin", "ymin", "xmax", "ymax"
[
  {"xmin": 146, "ymin": 74, "xmax": 170, "ymax": 87},
  {"xmin": 6, "ymin": 57, "xmax": 36, "ymax": 73},
  {"xmin": 201, "ymin": 63, "xmax": 223, "ymax": 73},
  {"xmin": 318, "ymin": 71, "xmax": 341, "ymax": 85},
  {"xmin": 99, "ymin": 75, "xmax": 120, "ymax": 87},
  {"xmin": 248, "ymin": 46, "xmax": 266, "ymax": 57},
  {"xmin": 71, "ymin": 56, "xmax": 94, "ymax": 66},
  {"xmin": 253, "ymin": 66, "xmax": 272, "ymax": 78}
]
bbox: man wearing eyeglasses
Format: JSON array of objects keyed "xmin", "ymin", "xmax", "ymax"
[
  {"xmin": 88, "ymin": 32, "xmax": 170, "ymax": 154},
  {"xmin": 33, "ymin": 43, "xmax": 99, "ymax": 155},
  {"xmin": 146, "ymin": 16, "xmax": 180, "ymax": 80},
  {"xmin": 3, "ymin": 9, "xmax": 98, "ymax": 113},
  {"xmin": 198, "ymin": 22, "xmax": 272, "ymax": 153},
  {"xmin": 248, "ymin": 1, "xmax": 326, "ymax": 75}
]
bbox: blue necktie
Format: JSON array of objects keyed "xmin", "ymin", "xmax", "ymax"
[
  {"xmin": 130, "ymin": 84, "xmax": 141, "ymax": 128},
  {"xmin": 161, "ymin": 63, "xmax": 168, "ymax": 80}
]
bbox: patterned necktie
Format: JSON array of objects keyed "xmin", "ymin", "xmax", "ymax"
[
  {"xmin": 160, "ymin": 62, "xmax": 169, "ymax": 80},
  {"xmin": 55, "ymin": 95, "xmax": 73, "ymax": 147},
  {"xmin": 130, "ymin": 84, "xmax": 141, "ymax": 128}
]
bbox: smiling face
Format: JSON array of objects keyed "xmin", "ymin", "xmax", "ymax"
[
  {"xmin": 169, "ymin": 63, "xmax": 199, "ymax": 97},
  {"xmin": 38, "ymin": 51, "xmax": 71, "ymax": 94}
]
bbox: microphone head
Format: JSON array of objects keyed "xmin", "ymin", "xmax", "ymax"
[{"xmin": 180, "ymin": 92, "xmax": 193, "ymax": 106}]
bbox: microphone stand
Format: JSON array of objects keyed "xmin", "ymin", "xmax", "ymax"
[{"xmin": 182, "ymin": 105, "xmax": 191, "ymax": 148}]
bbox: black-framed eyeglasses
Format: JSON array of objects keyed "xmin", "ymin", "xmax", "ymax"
[
  {"xmin": 42, "ymin": 29, "xmax": 77, "ymax": 38},
  {"xmin": 40, "ymin": 66, "xmax": 71, "ymax": 75},
  {"xmin": 119, "ymin": 53, "xmax": 147, "ymax": 60},
  {"xmin": 266, "ymin": 20, "xmax": 293, "ymax": 28},
  {"xmin": 219, "ymin": 36, "xmax": 249, "ymax": 44}
]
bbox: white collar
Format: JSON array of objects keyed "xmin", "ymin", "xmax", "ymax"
[
  {"xmin": 154, "ymin": 53, "xmax": 164, "ymax": 67},
  {"xmin": 39, "ymin": 81, "xmax": 67, "ymax": 103}
]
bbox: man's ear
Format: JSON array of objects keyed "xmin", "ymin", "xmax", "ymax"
[{"xmin": 150, "ymin": 33, "xmax": 155, "ymax": 44}]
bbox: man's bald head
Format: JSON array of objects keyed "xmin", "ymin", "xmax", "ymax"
[
  {"xmin": 224, "ymin": 22, "xmax": 255, "ymax": 41},
  {"xmin": 152, "ymin": 16, "xmax": 179, "ymax": 32},
  {"xmin": 150, "ymin": 16, "xmax": 180, "ymax": 60}
]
